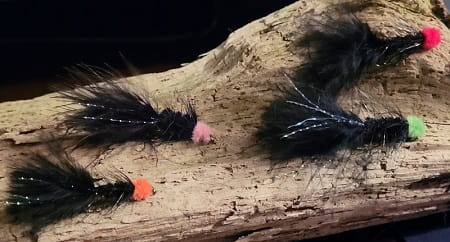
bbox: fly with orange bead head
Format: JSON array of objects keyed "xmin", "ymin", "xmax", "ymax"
[{"xmin": 4, "ymin": 145, "xmax": 154, "ymax": 240}]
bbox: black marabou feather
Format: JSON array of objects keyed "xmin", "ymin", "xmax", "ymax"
[
  {"xmin": 58, "ymin": 66, "xmax": 198, "ymax": 147},
  {"xmin": 257, "ymin": 85, "xmax": 409, "ymax": 160},
  {"xmin": 296, "ymin": 15, "xmax": 425, "ymax": 97},
  {"xmin": 5, "ymin": 145, "xmax": 134, "ymax": 238}
]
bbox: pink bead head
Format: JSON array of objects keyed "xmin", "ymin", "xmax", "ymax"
[{"xmin": 191, "ymin": 121, "xmax": 212, "ymax": 144}]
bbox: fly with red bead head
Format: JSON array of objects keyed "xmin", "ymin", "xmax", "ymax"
[{"xmin": 294, "ymin": 15, "xmax": 441, "ymax": 98}]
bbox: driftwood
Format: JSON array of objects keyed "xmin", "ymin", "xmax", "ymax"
[{"xmin": 0, "ymin": 0, "xmax": 449, "ymax": 241}]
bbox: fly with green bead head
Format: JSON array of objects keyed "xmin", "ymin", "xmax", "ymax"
[{"xmin": 257, "ymin": 81, "xmax": 428, "ymax": 160}]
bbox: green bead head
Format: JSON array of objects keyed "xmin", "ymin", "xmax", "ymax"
[{"xmin": 407, "ymin": 116, "xmax": 426, "ymax": 140}]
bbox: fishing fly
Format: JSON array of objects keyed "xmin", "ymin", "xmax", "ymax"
[
  {"xmin": 4, "ymin": 144, "xmax": 154, "ymax": 240},
  {"xmin": 58, "ymin": 66, "xmax": 211, "ymax": 148},
  {"xmin": 257, "ymin": 80, "xmax": 425, "ymax": 160},
  {"xmin": 295, "ymin": 15, "xmax": 441, "ymax": 97}
]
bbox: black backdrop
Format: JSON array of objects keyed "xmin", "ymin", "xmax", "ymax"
[{"xmin": 0, "ymin": 1, "xmax": 296, "ymax": 101}]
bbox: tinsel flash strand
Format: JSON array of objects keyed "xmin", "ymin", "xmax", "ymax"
[
  {"xmin": 281, "ymin": 78, "xmax": 364, "ymax": 139},
  {"xmin": 82, "ymin": 103, "xmax": 140, "ymax": 112},
  {"xmin": 82, "ymin": 116, "xmax": 157, "ymax": 124}
]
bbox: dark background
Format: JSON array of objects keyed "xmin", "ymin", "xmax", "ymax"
[
  {"xmin": 0, "ymin": 1, "xmax": 448, "ymax": 101},
  {"xmin": 0, "ymin": 0, "xmax": 296, "ymax": 101}
]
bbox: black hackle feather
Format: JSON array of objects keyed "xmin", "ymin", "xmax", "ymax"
[
  {"xmin": 296, "ymin": 15, "xmax": 426, "ymax": 97},
  {"xmin": 58, "ymin": 67, "xmax": 198, "ymax": 147},
  {"xmin": 5, "ymin": 146, "xmax": 135, "ymax": 238},
  {"xmin": 257, "ymin": 84, "xmax": 409, "ymax": 160}
]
